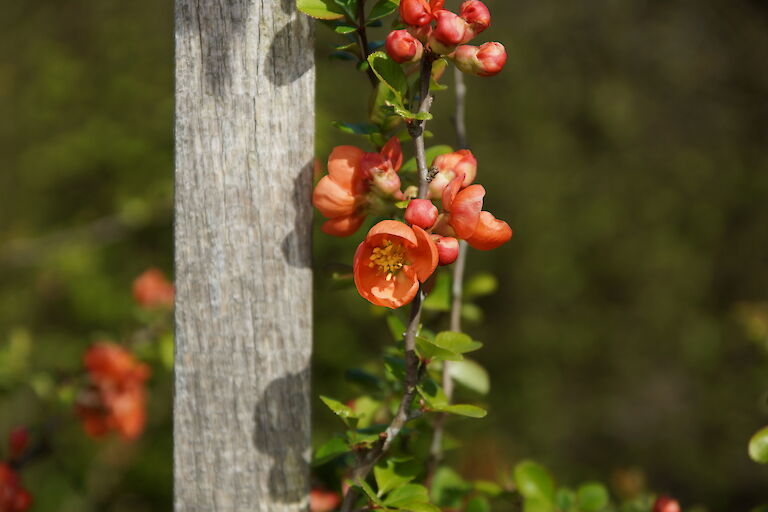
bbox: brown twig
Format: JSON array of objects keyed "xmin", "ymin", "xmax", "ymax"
[
  {"xmin": 339, "ymin": 55, "xmax": 436, "ymax": 512},
  {"xmin": 355, "ymin": 0, "xmax": 378, "ymax": 87},
  {"xmin": 426, "ymin": 65, "xmax": 471, "ymax": 487}
]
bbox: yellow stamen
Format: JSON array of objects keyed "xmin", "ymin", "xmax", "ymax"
[{"xmin": 369, "ymin": 240, "xmax": 408, "ymax": 276}]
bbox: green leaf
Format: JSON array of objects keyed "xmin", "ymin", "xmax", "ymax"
[
  {"xmin": 749, "ymin": 426, "xmax": 768, "ymax": 464},
  {"xmin": 555, "ymin": 488, "xmax": 577, "ymax": 511},
  {"xmin": 358, "ymin": 478, "xmax": 386, "ymax": 506},
  {"xmin": 401, "ymin": 145, "xmax": 453, "ymax": 172},
  {"xmin": 576, "ymin": 483, "xmax": 609, "ymax": 511},
  {"xmin": 464, "ymin": 273, "xmax": 499, "ymax": 299},
  {"xmin": 319, "ymin": 396, "xmax": 357, "ymax": 426},
  {"xmin": 368, "ymin": 0, "xmax": 400, "ymax": 21},
  {"xmin": 466, "ymin": 496, "xmax": 491, "ymax": 512},
  {"xmin": 388, "ymin": 102, "xmax": 433, "ymax": 121},
  {"xmin": 434, "ymin": 331, "xmax": 483, "ymax": 354},
  {"xmin": 422, "ymin": 272, "xmax": 451, "ymax": 312},
  {"xmin": 384, "ymin": 483, "xmax": 431, "ymax": 507},
  {"xmin": 345, "ymin": 368, "xmax": 384, "ymax": 391},
  {"xmin": 368, "ymin": 51, "xmax": 408, "ymax": 100},
  {"xmin": 433, "ymin": 403, "xmax": 487, "ymax": 418},
  {"xmin": 473, "ymin": 480, "xmax": 503, "ymax": 497},
  {"xmin": 449, "ymin": 358, "xmax": 490, "ymax": 395},
  {"xmin": 461, "ymin": 302, "xmax": 483, "ymax": 323},
  {"xmin": 297, "ymin": 0, "xmax": 345, "ymax": 19},
  {"xmin": 312, "ymin": 436, "xmax": 350, "ymax": 466},
  {"xmin": 400, "ymin": 503, "xmax": 441, "ymax": 512},
  {"xmin": 374, "ymin": 459, "xmax": 417, "ymax": 496},
  {"xmin": 159, "ymin": 332, "xmax": 174, "ymax": 370},
  {"xmin": 332, "ymin": 120, "xmax": 381, "ymax": 135},
  {"xmin": 335, "ymin": 24, "xmax": 358, "ymax": 34},
  {"xmin": 523, "ymin": 497, "xmax": 556, "ymax": 512},
  {"xmin": 417, "ymin": 379, "xmax": 449, "ymax": 408},
  {"xmin": 514, "ymin": 461, "xmax": 555, "ymax": 502},
  {"xmin": 387, "ymin": 314, "xmax": 406, "ymax": 341},
  {"xmin": 416, "ymin": 336, "xmax": 463, "ymax": 362},
  {"xmin": 431, "ymin": 466, "xmax": 470, "ymax": 506}
]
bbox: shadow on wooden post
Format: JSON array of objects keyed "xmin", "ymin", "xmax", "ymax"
[{"xmin": 174, "ymin": 0, "xmax": 314, "ymax": 510}]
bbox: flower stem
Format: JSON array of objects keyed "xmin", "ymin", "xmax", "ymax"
[
  {"xmin": 355, "ymin": 0, "xmax": 378, "ymax": 88},
  {"xmin": 426, "ymin": 66, "xmax": 471, "ymax": 487},
  {"xmin": 339, "ymin": 55, "xmax": 436, "ymax": 512}
]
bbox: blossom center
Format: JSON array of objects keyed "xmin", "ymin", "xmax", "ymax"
[{"xmin": 368, "ymin": 240, "xmax": 408, "ymax": 280}]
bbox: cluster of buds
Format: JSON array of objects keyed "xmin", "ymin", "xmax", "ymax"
[
  {"xmin": 76, "ymin": 342, "xmax": 151, "ymax": 441},
  {"xmin": 133, "ymin": 268, "xmax": 175, "ymax": 309},
  {"xmin": 313, "ymin": 146, "xmax": 511, "ymax": 309},
  {"xmin": 312, "ymin": 137, "xmax": 405, "ymax": 237},
  {"xmin": 0, "ymin": 430, "xmax": 32, "ymax": 512},
  {"xmin": 385, "ymin": 0, "xmax": 506, "ymax": 77}
]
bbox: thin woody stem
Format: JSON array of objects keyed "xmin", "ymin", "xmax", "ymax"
[
  {"xmin": 355, "ymin": 0, "xmax": 378, "ymax": 87},
  {"xmin": 339, "ymin": 55, "xmax": 436, "ymax": 512},
  {"xmin": 427, "ymin": 66, "xmax": 471, "ymax": 487}
]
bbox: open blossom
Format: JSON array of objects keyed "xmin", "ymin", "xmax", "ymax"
[
  {"xmin": 313, "ymin": 137, "xmax": 403, "ymax": 237},
  {"xmin": 133, "ymin": 268, "xmax": 174, "ymax": 309},
  {"xmin": 310, "ymin": 488, "xmax": 341, "ymax": 512},
  {"xmin": 428, "ymin": 149, "xmax": 477, "ymax": 198},
  {"xmin": 0, "ymin": 464, "xmax": 31, "ymax": 512},
  {"xmin": 454, "ymin": 42, "xmax": 507, "ymax": 77},
  {"xmin": 354, "ymin": 221, "xmax": 438, "ymax": 308},
  {"xmin": 386, "ymin": 29, "xmax": 424, "ymax": 63},
  {"xmin": 399, "ymin": 0, "xmax": 445, "ymax": 27},
  {"xmin": 76, "ymin": 343, "xmax": 151, "ymax": 441},
  {"xmin": 441, "ymin": 174, "xmax": 512, "ymax": 250}
]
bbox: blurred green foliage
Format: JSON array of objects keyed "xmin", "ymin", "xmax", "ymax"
[{"xmin": 0, "ymin": 0, "xmax": 766, "ymax": 510}]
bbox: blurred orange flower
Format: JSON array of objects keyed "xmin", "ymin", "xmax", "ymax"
[{"xmin": 133, "ymin": 268, "xmax": 174, "ymax": 309}]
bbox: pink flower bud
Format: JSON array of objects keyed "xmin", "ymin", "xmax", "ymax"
[
  {"xmin": 430, "ymin": 10, "xmax": 469, "ymax": 54},
  {"xmin": 400, "ymin": 0, "xmax": 432, "ymax": 27},
  {"xmin": 407, "ymin": 24, "xmax": 432, "ymax": 44},
  {"xmin": 433, "ymin": 235, "xmax": 460, "ymax": 265},
  {"xmin": 453, "ymin": 42, "xmax": 507, "ymax": 77},
  {"xmin": 460, "ymin": 1, "xmax": 491, "ymax": 35},
  {"xmin": 405, "ymin": 199, "xmax": 438, "ymax": 229},
  {"xmin": 386, "ymin": 30, "xmax": 424, "ymax": 64},
  {"xmin": 653, "ymin": 496, "xmax": 681, "ymax": 512}
]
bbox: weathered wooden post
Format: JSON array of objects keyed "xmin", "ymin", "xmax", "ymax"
[{"xmin": 174, "ymin": 1, "xmax": 314, "ymax": 510}]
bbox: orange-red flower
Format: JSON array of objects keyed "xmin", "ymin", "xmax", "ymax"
[
  {"xmin": 441, "ymin": 174, "xmax": 512, "ymax": 250},
  {"xmin": 313, "ymin": 138, "xmax": 403, "ymax": 237},
  {"xmin": 310, "ymin": 488, "xmax": 341, "ymax": 512},
  {"xmin": 133, "ymin": 268, "xmax": 174, "ymax": 309},
  {"xmin": 76, "ymin": 343, "xmax": 151, "ymax": 441},
  {"xmin": 354, "ymin": 221, "xmax": 438, "ymax": 308},
  {"xmin": 428, "ymin": 149, "xmax": 477, "ymax": 198},
  {"xmin": 0, "ymin": 464, "xmax": 31, "ymax": 512}
]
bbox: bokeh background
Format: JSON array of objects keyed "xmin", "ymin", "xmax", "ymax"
[{"xmin": 1, "ymin": 0, "xmax": 767, "ymax": 510}]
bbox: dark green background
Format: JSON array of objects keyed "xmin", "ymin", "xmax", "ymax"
[{"xmin": 0, "ymin": 0, "xmax": 766, "ymax": 510}]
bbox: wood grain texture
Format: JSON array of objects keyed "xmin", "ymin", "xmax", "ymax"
[{"xmin": 174, "ymin": 1, "xmax": 314, "ymax": 510}]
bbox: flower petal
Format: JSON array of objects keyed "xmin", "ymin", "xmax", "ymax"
[
  {"xmin": 380, "ymin": 136, "xmax": 403, "ymax": 172},
  {"xmin": 365, "ymin": 220, "xmax": 418, "ymax": 247},
  {"xmin": 448, "ymin": 184, "xmax": 484, "ymax": 239},
  {"xmin": 354, "ymin": 243, "xmax": 419, "ymax": 309},
  {"xmin": 321, "ymin": 214, "xmax": 366, "ymax": 237},
  {"xmin": 466, "ymin": 211, "xmax": 513, "ymax": 250},
  {"xmin": 441, "ymin": 172, "xmax": 464, "ymax": 211},
  {"xmin": 328, "ymin": 145, "xmax": 366, "ymax": 193},
  {"xmin": 312, "ymin": 176, "xmax": 358, "ymax": 218},
  {"xmin": 408, "ymin": 225, "xmax": 439, "ymax": 282}
]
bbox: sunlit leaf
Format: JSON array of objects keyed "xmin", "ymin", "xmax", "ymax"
[
  {"xmin": 368, "ymin": 0, "xmax": 400, "ymax": 21},
  {"xmin": 749, "ymin": 426, "xmax": 768, "ymax": 464},
  {"xmin": 432, "ymin": 403, "xmax": 487, "ymax": 418},
  {"xmin": 297, "ymin": 0, "xmax": 345, "ymax": 19},
  {"xmin": 368, "ymin": 51, "xmax": 408, "ymax": 100},
  {"xmin": 514, "ymin": 461, "xmax": 555, "ymax": 502},
  {"xmin": 449, "ymin": 358, "xmax": 490, "ymax": 395},
  {"xmin": 576, "ymin": 483, "xmax": 609, "ymax": 511},
  {"xmin": 434, "ymin": 331, "xmax": 483, "ymax": 354}
]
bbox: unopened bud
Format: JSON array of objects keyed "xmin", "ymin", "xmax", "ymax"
[
  {"xmin": 405, "ymin": 199, "xmax": 438, "ymax": 229},
  {"xmin": 652, "ymin": 496, "xmax": 681, "ymax": 512},
  {"xmin": 453, "ymin": 42, "xmax": 507, "ymax": 77},
  {"xmin": 386, "ymin": 30, "xmax": 424, "ymax": 64},
  {"xmin": 433, "ymin": 235, "xmax": 460, "ymax": 265},
  {"xmin": 8, "ymin": 427, "xmax": 29, "ymax": 459},
  {"xmin": 460, "ymin": 1, "xmax": 491, "ymax": 36},
  {"xmin": 430, "ymin": 10, "xmax": 469, "ymax": 54},
  {"xmin": 400, "ymin": 0, "xmax": 432, "ymax": 27}
]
